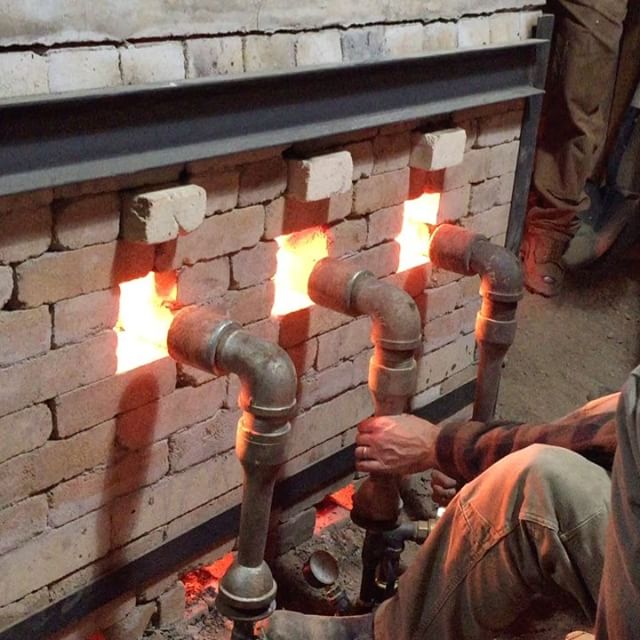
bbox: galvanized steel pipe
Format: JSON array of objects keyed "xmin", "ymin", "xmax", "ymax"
[
  {"xmin": 308, "ymin": 258, "xmax": 422, "ymax": 530},
  {"xmin": 168, "ymin": 306, "xmax": 297, "ymax": 631},
  {"xmin": 429, "ymin": 224, "xmax": 523, "ymax": 422}
]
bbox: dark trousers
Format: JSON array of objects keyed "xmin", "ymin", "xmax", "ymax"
[{"xmin": 531, "ymin": 0, "xmax": 629, "ymax": 232}]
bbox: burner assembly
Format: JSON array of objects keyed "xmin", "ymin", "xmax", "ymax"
[
  {"xmin": 168, "ymin": 307, "xmax": 297, "ymax": 638},
  {"xmin": 162, "ymin": 232, "xmax": 523, "ymax": 638}
]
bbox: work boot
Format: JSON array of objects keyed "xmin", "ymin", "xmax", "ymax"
[
  {"xmin": 563, "ymin": 194, "xmax": 640, "ymax": 268},
  {"xmin": 520, "ymin": 207, "xmax": 575, "ymax": 297},
  {"xmin": 261, "ymin": 610, "xmax": 374, "ymax": 640}
]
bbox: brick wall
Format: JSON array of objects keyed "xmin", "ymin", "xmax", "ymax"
[
  {"xmin": 0, "ymin": 6, "xmax": 542, "ymax": 99},
  {"xmin": 0, "ymin": 2, "xmax": 539, "ymax": 637},
  {"xmin": 1, "ymin": 2, "xmax": 544, "ymax": 48},
  {"xmin": 0, "ymin": 99, "xmax": 524, "ymax": 636}
]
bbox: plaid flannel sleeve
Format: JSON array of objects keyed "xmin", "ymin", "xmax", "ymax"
[{"xmin": 434, "ymin": 393, "xmax": 619, "ymax": 482}]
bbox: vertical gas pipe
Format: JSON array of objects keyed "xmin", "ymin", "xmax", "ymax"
[
  {"xmin": 308, "ymin": 258, "xmax": 422, "ymax": 606},
  {"xmin": 167, "ymin": 307, "xmax": 297, "ymax": 640},
  {"xmin": 429, "ymin": 224, "xmax": 524, "ymax": 422}
]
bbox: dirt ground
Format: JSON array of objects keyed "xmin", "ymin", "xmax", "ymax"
[
  {"xmin": 149, "ymin": 255, "xmax": 639, "ymax": 640},
  {"xmin": 497, "ymin": 261, "xmax": 640, "ymax": 424}
]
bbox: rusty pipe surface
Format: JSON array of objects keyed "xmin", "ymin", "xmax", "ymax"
[
  {"xmin": 308, "ymin": 258, "xmax": 421, "ymax": 530},
  {"xmin": 429, "ymin": 224, "xmax": 523, "ymax": 422},
  {"xmin": 168, "ymin": 306, "xmax": 297, "ymax": 626}
]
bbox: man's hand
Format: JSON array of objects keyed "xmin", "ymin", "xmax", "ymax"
[
  {"xmin": 430, "ymin": 469, "xmax": 458, "ymax": 506},
  {"xmin": 355, "ymin": 414, "xmax": 441, "ymax": 476}
]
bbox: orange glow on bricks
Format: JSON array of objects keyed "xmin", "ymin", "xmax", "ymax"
[
  {"xmin": 272, "ymin": 227, "xmax": 329, "ymax": 316},
  {"xmin": 115, "ymin": 272, "xmax": 177, "ymax": 373},
  {"xmin": 396, "ymin": 192, "xmax": 441, "ymax": 271}
]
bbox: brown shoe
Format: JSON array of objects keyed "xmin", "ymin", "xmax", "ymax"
[
  {"xmin": 520, "ymin": 208, "xmax": 574, "ymax": 297},
  {"xmin": 261, "ymin": 611, "xmax": 374, "ymax": 640}
]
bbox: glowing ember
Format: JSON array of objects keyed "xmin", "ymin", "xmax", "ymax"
[
  {"xmin": 208, "ymin": 553, "xmax": 235, "ymax": 579},
  {"xmin": 329, "ymin": 484, "xmax": 355, "ymax": 511},
  {"xmin": 182, "ymin": 552, "xmax": 235, "ymax": 604},
  {"xmin": 272, "ymin": 227, "xmax": 328, "ymax": 316},
  {"xmin": 314, "ymin": 484, "xmax": 355, "ymax": 534},
  {"xmin": 396, "ymin": 192, "xmax": 441, "ymax": 271},
  {"xmin": 115, "ymin": 272, "xmax": 177, "ymax": 374}
]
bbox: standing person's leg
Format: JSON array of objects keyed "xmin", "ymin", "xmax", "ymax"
[
  {"xmin": 522, "ymin": 0, "xmax": 628, "ymax": 296},
  {"xmin": 595, "ymin": 366, "xmax": 640, "ymax": 638},
  {"xmin": 264, "ymin": 445, "xmax": 610, "ymax": 640}
]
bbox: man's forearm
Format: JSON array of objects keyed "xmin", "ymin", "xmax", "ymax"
[{"xmin": 434, "ymin": 394, "xmax": 619, "ymax": 483}]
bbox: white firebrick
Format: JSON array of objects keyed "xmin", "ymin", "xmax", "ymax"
[
  {"xmin": 122, "ymin": 185, "xmax": 207, "ymax": 244},
  {"xmin": 287, "ymin": 151, "xmax": 353, "ymax": 202},
  {"xmin": 410, "ymin": 128, "xmax": 467, "ymax": 171}
]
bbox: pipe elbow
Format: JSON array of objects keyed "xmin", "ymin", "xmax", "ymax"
[
  {"xmin": 217, "ymin": 329, "xmax": 297, "ymax": 420},
  {"xmin": 308, "ymin": 258, "xmax": 421, "ymax": 351},
  {"xmin": 469, "ymin": 241, "xmax": 523, "ymax": 303},
  {"xmin": 307, "ymin": 257, "xmax": 369, "ymax": 316},
  {"xmin": 351, "ymin": 278, "xmax": 422, "ymax": 352},
  {"xmin": 429, "ymin": 224, "xmax": 523, "ymax": 303},
  {"xmin": 168, "ymin": 306, "xmax": 296, "ymax": 421}
]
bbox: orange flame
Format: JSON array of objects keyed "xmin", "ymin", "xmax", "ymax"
[
  {"xmin": 115, "ymin": 272, "xmax": 177, "ymax": 374},
  {"xmin": 396, "ymin": 192, "xmax": 441, "ymax": 271},
  {"xmin": 272, "ymin": 227, "xmax": 329, "ymax": 316}
]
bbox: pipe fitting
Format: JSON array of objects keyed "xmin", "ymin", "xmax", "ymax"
[
  {"xmin": 168, "ymin": 306, "xmax": 297, "ymax": 625},
  {"xmin": 429, "ymin": 224, "xmax": 523, "ymax": 303},
  {"xmin": 429, "ymin": 224, "xmax": 524, "ymax": 422},
  {"xmin": 308, "ymin": 258, "xmax": 422, "ymax": 354},
  {"xmin": 308, "ymin": 258, "xmax": 421, "ymax": 529},
  {"xmin": 306, "ymin": 258, "xmax": 371, "ymax": 317},
  {"xmin": 168, "ymin": 305, "xmax": 296, "ymax": 422},
  {"xmin": 217, "ymin": 561, "xmax": 277, "ymax": 615}
]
